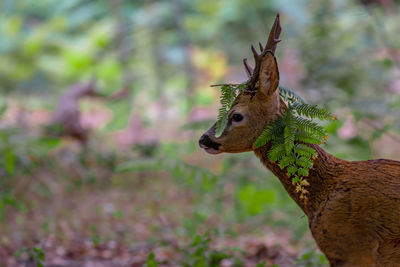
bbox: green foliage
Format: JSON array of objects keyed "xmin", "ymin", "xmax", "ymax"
[
  {"xmin": 2, "ymin": 0, "xmax": 399, "ymax": 263},
  {"xmin": 0, "ymin": 103, "xmax": 7, "ymax": 118},
  {"xmin": 0, "ymin": 122, "xmax": 64, "ymax": 224},
  {"xmin": 14, "ymin": 246, "xmax": 46, "ymax": 267},
  {"xmin": 291, "ymin": 103, "xmax": 334, "ymax": 121},
  {"xmin": 0, "ymin": 193, "xmax": 26, "ymax": 222},
  {"xmin": 146, "ymin": 252, "xmax": 160, "ymax": 267},
  {"xmin": 253, "ymin": 86, "xmax": 334, "ymax": 195},
  {"xmin": 253, "ymin": 118, "xmax": 285, "ymax": 148},
  {"xmin": 145, "ymin": 234, "xmax": 245, "ymax": 267},
  {"xmin": 295, "ymin": 249, "xmax": 328, "ymax": 267},
  {"xmin": 215, "ymin": 83, "xmax": 246, "ymax": 137},
  {"xmin": 279, "ymin": 86, "xmax": 305, "ymax": 104},
  {"xmin": 117, "ymin": 155, "xmax": 218, "ymax": 194},
  {"xmin": 237, "ymin": 184, "xmax": 276, "ymax": 215},
  {"xmin": 182, "ymin": 234, "xmax": 242, "ymax": 267}
]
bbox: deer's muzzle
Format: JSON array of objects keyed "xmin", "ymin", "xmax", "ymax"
[{"xmin": 199, "ymin": 134, "xmax": 221, "ymax": 154}]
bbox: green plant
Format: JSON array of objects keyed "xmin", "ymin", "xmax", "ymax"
[
  {"xmin": 295, "ymin": 249, "xmax": 328, "ymax": 267},
  {"xmin": 146, "ymin": 252, "xmax": 160, "ymax": 267},
  {"xmin": 14, "ymin": 246, "xmax": 46, "ymax": 267},
  {"xmin": 214, "ymin": 83, "xmax": 247, "ymax": 137},
  {"xmin": 254, "ymin": 86, "xmax": 334, "ymax": 198},
  {"xmin": 117, "ymin": 156, "xmax": 219, "ymax": 194},
  {"xmin": 0, "ymin": 193, "xmax": 26, "ymax": 222},
  {"xmin": 181, "ymin": 233, "xmax": 241, "ymax": 267}
]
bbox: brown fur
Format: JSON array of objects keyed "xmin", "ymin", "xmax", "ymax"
[{"xmin": 199, "ymin": 28, "xmax": 400, "ymax": 266}]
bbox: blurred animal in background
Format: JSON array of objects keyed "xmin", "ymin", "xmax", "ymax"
[
  {"xmin": 46, "ymin": 80, "xmax": 130, "ymax": 145},
  {"xmin": 47, "ymin": 80, "xmax": 99, "ymax": 144}
]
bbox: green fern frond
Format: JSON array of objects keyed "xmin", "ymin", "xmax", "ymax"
[
  {"xmin": 295, "ymin": 156, "xmax": 313, "ymax": 169},
  {"xmin": 292, "ymin": 103, "xmax": 333, "ymax": 120},
  {"xmin": 253, "ymin": 125, "xmax": 275, "ymax": 148},
  {"xmin": 293, "ymin": 144, "xmax": 317, "ymax": 157},
  {"xmin": 268, "ymin": 142, "xmax": 286, "ymax": 162},
  {"xmin": 297, "ymin": 168, "xmax": 309, "ymax": 177},
  {"xmin": 253, "ymin": 85, "xmax": 335, "ymax": 198},
  {"xmin": 278, "ymin": 159, "xmax": 290, "ymax": 169},
  {"xmin": 279, "ymin": 86, "xmax": 306, "ymax": 104},
  {"xmin": 287, "ymin": 165, "xmax": 298, "ymax": 176},
  {"xmin": 294, "ymin": 130, "xmax": 321, "ymax": 145},
  {"xmin": 253, "ymin": 118, "xmax": 284, "ymax": 148},
  {"xmin": 283, "ymin": 110, "xmax": 296, "ymax": 154},
  {"xmin": 278, "ymin": 153, "xmax": 296, "ymax": 169},
  {"xmin": 214, "ymin": 83, "xmax": 246, "ymax": 137},
  {"xmin": 293, "ymin": 117, "xmax": 326, "ymax": 138}
]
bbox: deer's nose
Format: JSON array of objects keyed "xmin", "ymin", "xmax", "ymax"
[
  {"xmin": 199, "ymin": 134, "xmax": 221, "ymax": 150},
  {"xmin": 199, "ymin": 134, "xmax": 207, "ymax": 148}
]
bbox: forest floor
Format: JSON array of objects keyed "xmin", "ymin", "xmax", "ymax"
[{"xmin": 0, "ymin": 141, "xmax": 325, "ymax": 267}]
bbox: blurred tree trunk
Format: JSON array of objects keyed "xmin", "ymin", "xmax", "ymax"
[
  {"xmin": 151, "ymin": 25, "xmax": 169, "ymax": 121},
  {"xmin": 171, "ymin": 0, "xmax": 196, "ymax": 108},
  {"xmin": 109, "ymin": 0, "xmax": 134, "ymax": 91}
]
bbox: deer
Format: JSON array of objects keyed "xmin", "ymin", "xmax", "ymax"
[
  {"xmin": 49, "ymin": 80, "xmax": 99, "ymax": 144},
  {"xmin": 48, "ymin": 80, "xmax": 129, "ymax": 144},
  {"xmin": 199, "ymin": 14, "xmax": 400, "ymax": 267}
]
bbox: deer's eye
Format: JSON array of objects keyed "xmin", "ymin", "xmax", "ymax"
[{"xmin": 232, "ymin": 114, "xmax": 243, "ymax": 122}]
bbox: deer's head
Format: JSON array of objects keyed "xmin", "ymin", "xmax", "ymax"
[{"xmin": 199, "ymin": 15, "xmax": 285, "ymax": 154}]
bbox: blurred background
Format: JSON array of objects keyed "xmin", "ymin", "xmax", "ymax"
[{"xmin": 1, "ymin": 0, "xmax": 400, "ymax": 266}]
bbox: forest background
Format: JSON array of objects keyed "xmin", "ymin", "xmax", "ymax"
[{"xmin": 1, "ymin": 0, "xmax": 400, "ymax": 266}]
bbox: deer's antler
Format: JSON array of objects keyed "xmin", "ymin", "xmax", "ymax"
[
  {"xmin": 243, "ymin": 58, "xmax": 253, "ymax": 78},
  {"xmin": 243, "ymin": 14, "xmax": 281, "ymax": 91},
  {"xmin": 265, "ymin": 14, "xmax": 282, "ymax": 53}
]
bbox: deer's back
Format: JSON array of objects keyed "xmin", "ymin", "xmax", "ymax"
[
  {"xmin": 310, "ymin": 158, "xmax": 400, "ymax": 266},
  {"xmin": 335, "ymin": 158, "xmax": 400, "ymax": 227}
]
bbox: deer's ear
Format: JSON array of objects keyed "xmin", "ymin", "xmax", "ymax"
[{"xmin": 257, "ymin": 51, "xmax": 279, "ymax": 98}]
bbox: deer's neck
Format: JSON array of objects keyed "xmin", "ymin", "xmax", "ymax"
[{"xmin": 254, "ymin": 144, "xmax": 346, "ymax": 216}]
